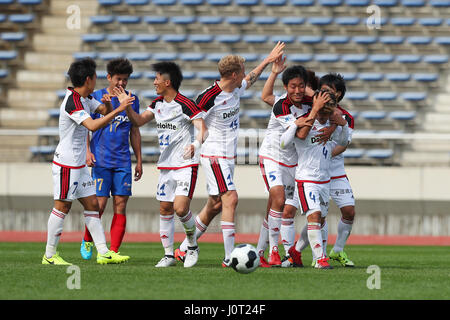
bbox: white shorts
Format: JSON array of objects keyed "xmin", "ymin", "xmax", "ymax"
[
  {"xmin": 156, "ymin": 165, "xmax": 199, "ymax": 202},
  {"xmin": 52, "ymin": 163, "xmax": 95, "ymax": 202},
  {"xmin": 200, "ymin": 156, "xmax": 236, "ymax": 196},
  {"xmin": 259, "ymin": 156, "xmax": 296, "ymax": 202},
  {"xmin": 294, "ymin": 180, "xmax": 330, "ymax": 218},
  {"xmin": 330, "ymin": 175, "xmax": 355, "ymax": 208}
]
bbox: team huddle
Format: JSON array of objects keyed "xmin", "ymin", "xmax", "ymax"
[{"xmin": 42, "ymin": 41, "xmax": 356, "ymax": 270}]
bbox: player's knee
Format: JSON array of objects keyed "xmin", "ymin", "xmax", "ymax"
[
  {"xmin": 223, "ymin": 191, "xmax": 238, "ymax": 209},
  {"xmin": 341, "ymin": 206, "xmax": 355, "ymax": 221},
  {"xmin": 282, "ymin": 205, "xmax": 296, "ymax": 219},
  {"xmin": 113, "ymin": 196, "xmax": 128, "ymax": 214}
]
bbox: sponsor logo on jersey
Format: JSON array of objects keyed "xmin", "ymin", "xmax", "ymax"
[
  {"xmin": 157, "ymin": 122, "xmax": 177, "ymax": 130},
  {"xmin": 114, "ymin": 115, "xmax": 129, "ymax": 122},
  {"xmin": 223, "ymin": 107, "xmax": 239, "ymax": 119},
  {"xmin": 310, "ymin": 136, "xmax": 331, "ymax": 144}
]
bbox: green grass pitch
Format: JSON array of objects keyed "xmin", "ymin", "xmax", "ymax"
[{"xmin": 0, "ymin": 242, "xmax": 448, "ymax": 300}]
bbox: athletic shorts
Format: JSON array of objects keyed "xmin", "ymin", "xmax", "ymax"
[
  {"xmin": 200, "ymin": 156, "xmax": 236, "ymax": 196},
  {"xmin": 92, "ymin": 166, "xmax": 132, "ymax": 197},
  {"xmin": 52, "ymin": 163, "xmax": 95, "ymax": 202},
  {"xmin": 156, "ymin": 165, "xmax": 198, "ymax": 202},
  {"xmin": 294, "ymin": 180, "xmax": 330, "ymax": 218},
  {"xmin": 330, "ymin": 175, "xmax": 355, "ymax": 208},
  {"xmin": 259, "ymin": 156, "xmax": 296, "ymax": 202}
]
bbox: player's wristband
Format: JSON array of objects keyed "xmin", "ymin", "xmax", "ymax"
[{"xmin": 192, "ymin": 140, "xmax": 201, "ymax": 151}]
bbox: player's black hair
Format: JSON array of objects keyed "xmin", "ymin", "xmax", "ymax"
[
  {"xmin": 319, "ymin": 73, "xmax": 346, "ymax": 102},
  {"xmin": 281, "ymin": 65, "xmax": 308, "ymax": 86},
  {"xmin": 152, "ymin": 61, "xmax": 183, "ymax": 91},
  {"xmin": 306, "ymin": 69, "xmax": 319, "ymax": 91},
  {"xmin": 106, "ymin": 58, "xmax": 133, "ymax": 77},
  {"xmin": 67, "ymin": 58, "xmax": 97, "ymax": 88}
]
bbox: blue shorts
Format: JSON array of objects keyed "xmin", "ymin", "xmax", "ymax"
[{"xmin": 92, "ymin": 166, "xmax": 132, "ymax": 197}]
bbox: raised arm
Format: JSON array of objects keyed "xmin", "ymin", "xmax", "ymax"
[
  {"xmin": 261, "ymin": 56, "xmax": 286, "ymax": 107},
  {"xmin": 245, "ymin": 41, "xmax": 285, "ymax": 89},
  {"xmin": 94, "ymin": 93, "xmax": 113, "ymax": 116}
]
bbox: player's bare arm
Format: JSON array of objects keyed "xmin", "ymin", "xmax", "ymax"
[
  {"xmin": 130, "ymin": 125, "xmax": 143, "ymax": 181},
  {"xmin": 246, "ymin": 41, "xmax": 285, "ymax": 89},
  {"xmin": 315, "ymin": 125, "xmax": 337, "ymax": 146},
  {"xmin": 183, "ymin": 118, "xmax": 208, "ymax": 160},
  {"xmin": 126, "ymin": 107, "xmax": 154, "ymax": 127},
  {"xmin": 86, "ymin": 134, "xmax": 96, "ymax": 167},
  {"xmin": 332, "ymin": 144, "xmax": 348, "ymax": 157},
  {"xmin": 261, "ymin": 56, "xmax": 286, "ymax": 106},
  {"xmin": 94, "ymin": 94, "xmax": 113, "ymax": 115}
]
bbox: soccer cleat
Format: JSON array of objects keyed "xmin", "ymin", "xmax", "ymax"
[
  {"xmin": 80, "ymin": 240, "xmax": 94, "ymax": 260},
  {"xmin": 174, "ymin": 247, "xmax": 186, "ymax": 263},
  {"xmin": 287, "ymin": 245, "xmax": 304, "ymax": 267},
  {"xmin": 184, "ymin": 246, "xmax": 199, "ymax": 268},
  {"xmin": 329, "ymin": 249, "xmax": 354, "ymax": 267},
  {"xmin": 42, "ymin": 252, "xmax": 72, "ymax": 265},
  {"xmin": 314, "ymin": 257, "xmax": 333, "ymax": 269},
  {"xmin": 97, "ymin": 250, "xmax": 130, "ymax": 265},
  {"xmin": 268, "ymin": 246, "xmax": 282, "ymax": 267},
  {"xmin": 155, "ymin": 255, "xmax": 176, "ymax": 267},
  {"xmin": 222, "ymin": 258, "xmax": 231, "ymax": 267},
  {"xmin": 281, "ymin": 255, "xmax": 293, "ymax": 268},
  {"xmin": 259, "ymin": 256, "xmax": 271, "ymax": 268}
]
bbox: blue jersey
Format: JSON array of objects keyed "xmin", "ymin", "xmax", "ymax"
[{"xmin": 90, "ymin": 88, "xmax": 140, "ymax": 168}]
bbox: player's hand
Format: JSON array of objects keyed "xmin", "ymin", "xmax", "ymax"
[
  {"xmin": 305, "ymin": 86, "xmax": 315, "ymax": 97},
  {"xmin": 330, "ymin": 108, "xmax": 347, "ymax": 126},
  {"xmin": 101, "ymin": 94, "xmax": 112, "ymax": 104},
  {"xmin": 294, "ymin": 117, "xmax": 313, "ymax": 128},
  {"xmin": 265, "ymin": 41, "xmax": 285, "ymax": 64},
  {"xmin": 117, "ymin": 95, "xmax": 135, "ymax": 112},
  {"xmin": 86, "ymin": 150, "xmax": 96, "ymax": 167},
  {"xmin": 315, "ymin": 125, "xmax": 336, "ymax": 145},
  {"xmin": 183, "ymin": 144, "xmax": 195, "ymax": 160},
  {"xmin": 112, "ymin": 86, "xmax": 134, "ymax": 105},
  {"xmin": 134, "ymin": 162, "xmax": 143, "ymax": 181},
  {"xmin": 272, "ymin": 55, "xmax": 287, "ymax": 75},
  {"xmin": 312, "ymin": 90, "xmax": 331, "ymax": 111}
]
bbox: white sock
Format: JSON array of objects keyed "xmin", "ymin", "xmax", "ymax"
[
  {"xmin": 268, "ymin": 209, "xmax": 282, "ymax": 254},
  {"xmin": 84, "ymin": 211, "xmax": 108, "ymax": 255},
  {"xmin": 333, "ymin": 217, "xmax": 354, "ymax": 253},
  {"xmin": 180, "ymin": 215, "xmax": 207, "ymax": 252},
  {"xmin": 160, "ymin": 214, "xmax": 175, "ymax": 256},
  {"xmin": 221, "ymin": 221, "xmax": 235, "ymax": 260},
  {"xmin": 281, "ymin": 218, "xmax": 295, "ymax": 255},
  {"xmin": 45, "ymin": 208, "xmax": 66, "ymax": 258},
  {"xmin": 321, "ymin": 220, "xmax": 328, "ymax": 257},
  {"xmin": 307, "ymin": 222, "xmax": 324, "ymax": 260},
  {"xmin": 178, "ymin": 210, "xmax": 197, "ymax": 247},
  {"xmin": 295, "ymin": 223, "xmax": 309, "ymax": 252},
  {"xmin": 256, "ymin": 218, "xmax": 269, "ymax": 257}
]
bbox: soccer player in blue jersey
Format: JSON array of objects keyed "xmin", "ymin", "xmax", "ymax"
[{"xmin": 80, "ymin": 58, "xmax": 142, "ymax": 259}]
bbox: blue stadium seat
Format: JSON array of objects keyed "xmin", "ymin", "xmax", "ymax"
[
  {"xmin": 262, "ymin": 0, "xmax": 286, "ymax": 5},
  {"xmin": 423, "ymin": 55, "xmax": 448, "ymax": 64},
  {"xmin": 140, "ymin": 90, "xmax": 158, "ymax": 99},
  {"xmin": 435, "ymin": 36, "xmax": 450, "ymax": 45},
  {"xmin": 343, "ymin": 149, "xmax": 365, "ymax": 158},
  {"xmin": 287, "ymin": 53, "xmax": 313, "ymax": 62},
  {"xmin": 225, "ymin": 16, "xmax": 250, "ymax": 25},
  {"xmin": 252, "ymin": 16, "xmax": 278, "ymax": 24},
  {"xmin": 134, "ymin": 34, "xmax": 159, "ymax": 42},
  {"xmin": 30, "ymin": 145, "xmax": 57, "ymax": 156},
  {"xmin": 182, "ymin": 90, "xmax": 197, "ymax": 99},
  {"xmin": 161, "ymin": 34, "xmax": 187, "ymax": 42},
  {"xmin": 144, "ymin": 16, "xmax": 169, "ymax": 24},
  {"xmin": 183, "ymin": 71, "xmax": 196, "ymax": 79},
  {"xmin": 324, "ymin": 35, "xmax": 350, "ymax": 44},
  {"xmin": 197, "ymin": 71, "xmax": 221, "ymax": 80},
  {"xmin": 315, "ymin": 54, "xmax": 340, "ymax": 63},
  {"xmin": 198, "ymin": 16, "xmax": 223, "ymax": 24},
  {"xmin": 8, "ymin": 14, "xmax": 34, "ymax": 24},
  {"xmin": 99, "ymin": 52, "xmax": 124, "ymax": 60},
  {"xmin": 125, "ymin": 52, "xmax": 152, "ymax": 61},
  {"xmin": 401, "ymin": 92, "xmax": 427, "ymax": 101},
  {"xmin": 360, "ymin": 110, "xmax": 387, "ymax": 120},
  {"xmin": 396, "ymin": 55, "xmax": 422, "ymax": 63},
  {"xmin": 245, "ymin": 109, "xmax": 271, "ymax": 119},
  {"xmin": 117, "ymin": 15, "xmax": 142, "ymax": 24},
  {"xmin": 390, "ymin": 17, "xmax": 416, "ymax": 26},
  {"xmin": 180, "ymin": 0, "xmax": 204, "ymax": 4},
  {"xmin": 308, "ymin": 17, "xmax": 333, "ymax": 25},
  {"xmin": 206, "ymin": 0, "xmax": 232, "ymax": 4},
  {"xmin": 235, "ymin": 0, "xmax": 259, "ymax": 5},
  {"xmin": 358, "ymin": 72, "xmax": 384, "ymax": 81},
  {"xmin": 170, "ymin": 16, "xmax": 196, "ymax": 24},
  {"xmin": 143, "ymin": 71, "xmax": 155, "ymax": 79},
  {"xmin": 342, "ymin": 54, "xmax": 367, "ymax": 63},
  {"xmin": 290, "ymin": 0, "xmax": 314, "ymax": 5},
  {"xmin": 369, "ymin": 54, "xmax": 394, "ymax": 63},
  {"xmin": 352, "ymin": 35, "xmax": 377, "ymax": 45},
  {"xmin": 407, "ymin": 36, "xmax": 432, "ymax": 45},
  {"xmin": 418, "ymin": 18, "xmax": 443, "ymax": 26},
  {"xmin": 107, "ymin": 34, "xmax": 133, "ymax": 42},
  {"xmin": 18, "ymin": 0, "xmax": 42, "ymax": 4},
  {"xmin": 82, "ymin": 34, "xmax": 106, "ymax": 43},
  {"xmin": 401, "ymin": 0, "xmax": 425, "ymax": 6},
  {"xmin": 125, "ymin": 0, "xmax": 150, "ymax": 4},
  {"xmin": 240, "ymin": 91, "xmax": 254, "ymax": 99},
  {"xmin": 98, "ymin": 0, "xmax": 122, "ymax": 5},
  {"xmin": 345, "ymin": 91, "xmax": 369, "ymax": 100},
  {"xmin": 179, "ymin": 52, "xmax": 205, "ymax": 61},
  {"xmin": 430, "ymin": 0, "xmax": 450, "ymax": 7},
  {"xmin": 379, "ymin": 36, "xmax": 405, "ymax": 44},
  {"xmin": 48, "ymin": 108, "xmax": 60, "ymax": 118},
  {"xmin": 0, "ymin": 0, "xmax": 13, "ymax": 4},
  {"xmin": 334, "ymin": 17, "xmax": 361, "ymax": 25},
  {"xmin": 389, "ymin": 111, "xmax": 417, "ymax": 120},
  {"xmin": 152, "ymin": 52, "xmax": 178, "ymax": 60},
  {"xmin": 188, "ymin": 34, "xmax": 214, "ymax": 43},
  {"xmin": 239, "ymin": 53, "xmax": 260, "ymax": 61},
  {"xmin": 373, "ymin": 0, "xmax": 397, "ymax": 6},
  {"xmin": 280, "ymin": 16, "xmax": 305, "ymax": 25},
  {"xmin": 96, "ymin": 71, "xmax": 108, "ymax": 79},
  {"xmin": 269, "ymin": 35, "xmax": 296, "ymax": 43},
  {"xmin": 340, "ymin": 72, "xmax": 357, "ymax": 81},
  {"xmin": 0, "ymin": 69, "xmax": 9, "ymax": 78},
  {"xmin": 243, "ymin": 34, "xmax": 269, "ymax": 43},
  {"xmin": 215, "ymin": 34, "xmax": 241, "ymax": 43},
  {"xmin": 366, "ymin": 149, "xmax": 394, "ymax": 159},
  {"xmin": 206, "ymin": 53, "xmax": 224, "ymax": 61},
  {"xmin": 385, "ymin": 73, "xmax": 411, "ymax": 81},
  {"xmin": 319, "ymin": 0, "xmax": 343, "ymax": 6},
  {"xmin": 0, "ymin": 14, "xmax": 6, "ymax": 23},
  {"xmin": 129, "ymin": 71, "xmax": 142, "ymax": 79},
  {"xmin": 371, "ymin": 92, "xmax": 397, "ymax": 101},
  {"xmin": 298, "ymin": 35, "xmax": 323, "ymax": 44},
  {"xmin": 1, "ymin": 32, "xmax": 26, "ymax": 42},
  {"xmin": 0, "ymin": 50, "xmax": 18, "ymax": 60},
  {"xmin": 152, "ymin": 0, "xmax": 177, "ymax": 5},
  {"xmin": 90, "ymin": 15, "xmax": 115, "ymax": 25},
  {"xmin": 141, "ymin": 147, "xmax": 160, "ymax": 156},
  {"xmin": 345, "ymin": 0, "xmax": 369, "ymax": 5}
]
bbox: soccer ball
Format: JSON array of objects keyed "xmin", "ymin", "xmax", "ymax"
[{"xmin": 230, "ymin": 244, "xmax": 260, "ymax": 274}]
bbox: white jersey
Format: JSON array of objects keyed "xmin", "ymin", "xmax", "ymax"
[
  {"xmin": 329, "ymin": 106, "xmax": 354, "ymax": 178},
  {"xmin": 259, "ymin": 93, "xmax": 311, "ymax": 166},
  {"xmin": 147, "ymin": 92, "xmax": 204, "ymax": 170},
  {"xmin": 53, "ymin": 87, "xmax": 101, "ymax": 168},
  {"xmin": 196, "ymin": 79, "xmax": 247, "ymax": 159},
  {"xmin": 294, "ymin": 114, "xmax": 349, "ymax": 182}
]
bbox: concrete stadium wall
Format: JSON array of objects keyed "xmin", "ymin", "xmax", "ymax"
[{"xmin": 0, "ymin": 163, "xmax": 449, "ymax": 236}]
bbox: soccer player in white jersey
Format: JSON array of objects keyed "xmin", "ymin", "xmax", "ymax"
[
  {"xmin": 43, "ymin": 58, "xmax": 134, "ymax": 265},
  {"xmin": 293, "ymin": 74, "xmax": 356, "ymax": 267},
  {"xmin": 280, "ymin": 88, "xmax": 350, "ymax": 269},
  {"xmin": 256, "ymin": 58, "xmax": 312, "ymax": 267},
  {"xmin": 124, "ymin": 62, "xmax": 207, "ymax": 268},
  {"xmin": 175, "ymin": 42, "xmax": 285, "ymax": 267}
]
